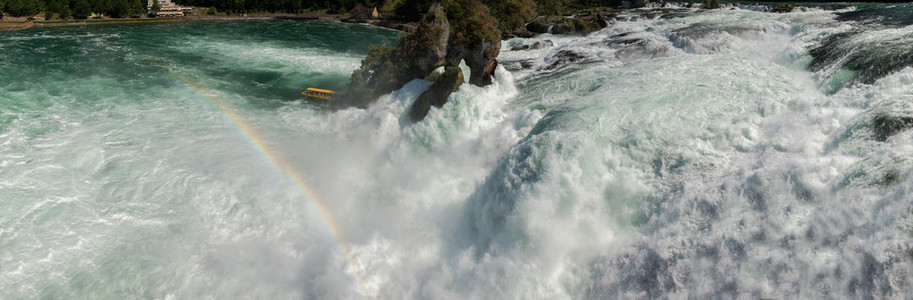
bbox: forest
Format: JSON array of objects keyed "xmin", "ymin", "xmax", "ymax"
[
  {"xmin": 0, "ymin": 0, "xmax": 147, "ymax": 19},
  {"xmin": 0, "ymin": 0, "xmax": 586, "ymax": 24}
]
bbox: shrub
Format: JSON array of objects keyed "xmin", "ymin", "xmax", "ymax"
[
  {"xmin": 7, "ymin": 0, "xmax": 41, "ymax": 17},
  {"xmin": 346, "ymin": 45, "xmax": 404, "ymax": 105}
]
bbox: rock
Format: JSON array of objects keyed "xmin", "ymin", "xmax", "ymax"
[
  {"xmin": 448, "ymin": 38, "xmax": 501, "ymax": 86},
  {"xmin": 343, "ymin": 4, "xmax": 451, "ymax": 107},
  {"xmin": 552, "ymin": 23, "xmax": 574, "ymax": 34},
  {"xmin": 398, "ymin": 3, "xmax": 450, "ymax": 75},
  {"xmin": 772, "ymin": 4, "xmax": 793, "ymax": 13},
  {"xmin": 513, "ymin": 30, "xmax": 536, "ymax": 38},
  {"xmin": 872, "ymin": 113, "xmax": 913, "ymax": 142},
  {"xmin": 703, "ymin": 0, "xmax": 720, "ymax": 9},
  {"xmin": 519, "ymin": 59, "xmax": 536, "ymax": 69},
  {"xmin": 411, "ymin": 66, "xmax": 465, "ymax": 121},
  {"xmin": 511, "ymin": 45, "xmax": 530, "ymax": 51},
  {"xmin": 596, "ymin": 13, "xmax": 609, "ymax": 28},
  {"xmin": 345, "ymin": 0, "xmax": 502, "ymax": 112},
  {"xmin": 526, "ymin": 20, "xmax": 550, "ymax": 34},
  {"xmin": 511, "ymin": 40, "xmax": 554, "ymax": 51},
  {"xmin": 545, "ymin": 50, "xmax": 586, "ymax": 70},
  {"xmin": 569, "ymin": 18, "xmax": 603, "ymax": 35},
  {"xmin": 530, "ymin": 40, "xmax": 554, "ymax": 49}
]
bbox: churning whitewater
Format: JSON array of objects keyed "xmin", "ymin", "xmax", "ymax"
[{"xmin": 4, "ymin": 5, "xmax": 913, "ymax": 299}]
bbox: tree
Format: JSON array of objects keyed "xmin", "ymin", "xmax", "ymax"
[
  {"xmin": 7, "ymin": 0, "xmax": 41, "ymax": 17},
  {"xmin": 394, "ymin": 0, "xmax": 433, "ymax": 21},
  {"xmin": 486, "ymin": 0, "xmax": 536, "ymax": 33},
  {"xmin": 72, "ymin": 0, "xmax": 91, "ymax": 18},
  {"xmin": 151, "ymin": 0, "xmax": 160, "ymax": 12},
  {"xmin": 535, "ymin": 0, "xmax": 565, "ymax": 16},
  {"xmin": 46, "ymin": 0, "xmax": 70, "ymax": 19},
  {"xmin": 104, "ymin": 0, "xmax": 129, "ymax": 17},
  {"xmin": 90, "ymin": 0, "xmax": 104, "ymax": 15},
  {"xmin": 127, "ymin": 0, "xmax": 145, "ymax": 16}
]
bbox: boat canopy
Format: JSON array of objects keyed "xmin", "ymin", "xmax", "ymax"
[{"xmin": 302, "ymin": 88, "xmax": 336, "ymax": 100}]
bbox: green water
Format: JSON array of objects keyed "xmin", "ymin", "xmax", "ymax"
[
  {"xmin": 1, "ymin": 20, "xmax": 398, "ymax": 298},
  {"xmin": 0, "ymin": 20, "xmax": 397, "ymax": 126}
]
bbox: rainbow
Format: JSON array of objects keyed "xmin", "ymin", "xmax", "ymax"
[{"xmin": 170, "ymin": 73, "xmax": 369, "ymax": 294}]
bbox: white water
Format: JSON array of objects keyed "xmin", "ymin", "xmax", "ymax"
[{"xmin": 4, "ymin": 8, "xmax": 913, "ymax": 299}]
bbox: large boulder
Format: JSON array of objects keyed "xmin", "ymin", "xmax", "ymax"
[
  {"xmin": 411, "ymin": 66, "xmax": 465, "ymax": 121},
  {"xmin": 526, "ymin": 20, "xmax": 550, "ymax": 34}
]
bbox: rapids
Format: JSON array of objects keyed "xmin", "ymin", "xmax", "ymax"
[{"xmin": 3, "ymin": 6, "xmax": 913, "ymax": 299}]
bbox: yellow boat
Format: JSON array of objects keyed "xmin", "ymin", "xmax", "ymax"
[{"xmin": 301, "ymin": 88, "xmax": 336, "ymax": 100}]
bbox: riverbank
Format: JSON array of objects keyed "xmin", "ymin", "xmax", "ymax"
[{"xmin": 0, "ymin": 12, "xmax": 373, "ymax": 32}]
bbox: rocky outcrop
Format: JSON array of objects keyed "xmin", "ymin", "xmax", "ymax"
[
  {"xmin": 511, "ymin": 40, "xmax": 554, "ymax": 51},
  {"xmin": 345, "ymin": 1, "xmax": 503, "ymax": 121},
  {"xmin": 526, "ymin": 20, "xmax": 550, "ymax": 34},
  {"xmin": 872, "ymin": 113, "xmax": 913, "ymax": 142},
  {"xmin": 772, "ymin": 4, "xmax": 794, "ymax": 13},
  {"xmin": 525, "ymin": 14, "xmax": 609, "ymax": 36},
  {"xmin": 398, "ymin": 3, "xmax": 449, "ymax": 75},
  {"xmin": 544, "ymin": 50, "xmax": 586, "ymax": 70},
  {"xmin": 447, "ymin": 40, "xmax": 500, "ymax": 86},
  {"xmin": 343, "ymin": 3, "xmax": 453, "ymax": 108},
  {"xmin": 411, "ymin": 66, "xmax": 465, "ymax": 121}
]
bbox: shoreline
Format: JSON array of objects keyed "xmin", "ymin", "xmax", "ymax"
[{"xmin": 0, "ymin": 13, "xmax": 373, "ymax": 31}]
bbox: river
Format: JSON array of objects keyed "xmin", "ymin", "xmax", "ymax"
[{"xmin": 3, "ymin": 6, "xmax": 913, "ymax": 298}]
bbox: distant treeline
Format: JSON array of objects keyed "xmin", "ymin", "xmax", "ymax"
[
  {"xmin": 172, "ymin": 0, "xmax": 382, "ymax": 14},
  {"xmin": 165, "ymin": 0, "xmax": 611, "ymax": 31},
  {"xmin": 0, "ymin": 0, "xmax": 146, "ymax": 18}
]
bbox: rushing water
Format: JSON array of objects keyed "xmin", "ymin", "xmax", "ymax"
[{"xmin": 3, "ymin": 6, "xmax": 913, "ymax": 299}]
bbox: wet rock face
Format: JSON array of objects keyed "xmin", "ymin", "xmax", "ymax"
[
  {"xmin": 544, "ymin": 50, "xmax": 586, "ymax": 70},
  {"xmin": 526, "ymin": 20, "xmax": 550, "ymax": 34},
  {"xmin": 411, "ymin": 66, "xmax": 465, "ymax": 121},
  {"xmin": 808, "ymin": 7, "xmax": 913, "ymax": 88},
  {"xmin": 530, "ymin": 40, "xmax": 555, "ymax": 49},
  {"xmin": 511, "ymin": 40, "xmax": 554, "ymax": 51},
  {"xmin": 871, "ymin": 113, "xmax": 913, "ymax": 142},
  {"xmin": 526, "ymin": 15, "xmax": 608, "ymax": 36}
]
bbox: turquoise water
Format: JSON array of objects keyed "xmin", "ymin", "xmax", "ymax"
[{"xmin": 4, "ymin": 8, "xmax": 913, "ymax": 299}]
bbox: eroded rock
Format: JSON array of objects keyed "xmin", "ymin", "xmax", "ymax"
[{"xmin": 411, "ymin": 66, "xmax": 465, "ymax": 121}]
